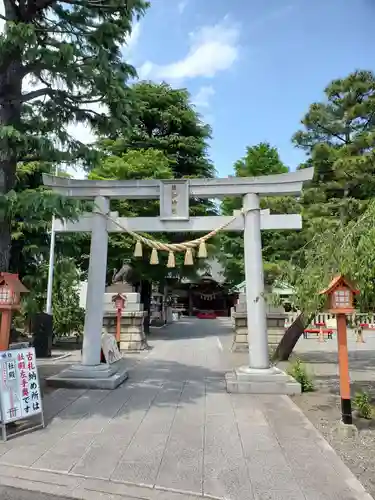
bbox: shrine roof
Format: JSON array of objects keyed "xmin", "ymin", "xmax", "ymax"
[
  {"xmin": 0, "ymin": 273, "xmax": 29, "ymax": 293},
  {"xmin": 319, "ymin": 274, "xmax": 359, "ymax": 295},
  {"xmin": 180, "ymin": 259, "xmax": 225, "ymax": 285}
]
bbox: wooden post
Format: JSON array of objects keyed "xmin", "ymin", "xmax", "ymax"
[
  {"xmin": 113, "ymin": 293, "xmax": 125, "ymax": 349},
  {"xmin": 336, "ymin": 313, "xmax": 352, "ymax": 425},
  {"xmin": 116, "ymin": 307, "xmax": 121, "ymax": 346},
  {"xmin": 319, "ymin": 274, "xmax": 359, "ymax": 426},
  {"xmin": 0, "ymin": 310, "xmax": 11, "ymax": 351}
]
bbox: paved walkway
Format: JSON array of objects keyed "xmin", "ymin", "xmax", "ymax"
[{"xmin": 0, "ymin": 318, "xmax": 372, "ymax": 500}]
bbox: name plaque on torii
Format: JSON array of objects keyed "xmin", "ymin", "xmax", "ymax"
[{"xmin": 159, "ymin": 180, "xmax": 190, "ymax": 220}]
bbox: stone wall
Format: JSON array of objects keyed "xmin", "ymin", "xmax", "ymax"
[{"xmin": 231, "ymin": 312, "xmax": 286, "ymax": 352}]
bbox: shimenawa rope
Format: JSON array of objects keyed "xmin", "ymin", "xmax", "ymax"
[{"xmin": 96, "ymin": 208, "xmax": 245, "ymax": 268}]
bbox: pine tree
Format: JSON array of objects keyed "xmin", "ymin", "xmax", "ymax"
[
  {"xmin": 0, "ymin": 0, "xmax": 148, "ymax": 270},
  {"xmin": 294, "ymin": 70, "xmax": 375, "ymax": 230}
]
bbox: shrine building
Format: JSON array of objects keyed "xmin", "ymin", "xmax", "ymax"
[{"xmin": 167, "ymin": 259, "xmax": 237, "ymax": 317}]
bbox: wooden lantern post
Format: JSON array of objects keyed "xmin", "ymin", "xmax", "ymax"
[
  {"xmin": 320, "ymin": 275, "xmax": 359, "ymax": 425},
  {"xmin": 112, "ymin": 293, "xmax": 126, "ymax": 347},
  {"xmin": 0, "ymin": 273, "xmax": 29, "ymax": 351}
]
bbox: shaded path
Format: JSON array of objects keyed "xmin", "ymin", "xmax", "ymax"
[{"xmin": 0, "ymin": 318, "xmax": 372, "ymax": 500}]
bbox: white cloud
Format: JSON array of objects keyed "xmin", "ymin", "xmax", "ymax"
[
  {"xmin": 137, "ymin": 61, "xmax": 154, "ymax": 80},
  {"xmin": 137, "ymin": 17, "xmax": 240, "ymax": 82},
  {"xmin": 123, "ymin": 21, "xmax": 141, "ymax": 55},
  {"xmin": 192, "ymin": 85, "xmax": 215, "ymax": 108},
  {"xmin": 178, "ymin": 1, "xmax": 187, "ymax": 14}
]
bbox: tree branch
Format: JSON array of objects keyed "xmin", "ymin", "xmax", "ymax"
[
  {"xmin": 60, "ymin": 0, "xmax": 119, "ymax": 9},
  {"xmin": 21, "ymin": 87, "xmax": 54, "ymax": 102},
  {"xmin": 21, "ymin": 85, "xmax": 104, "ymax": 107},
  {"xmin": 316, "ymin": 122, "xmax": 349, "ymax": 144}
]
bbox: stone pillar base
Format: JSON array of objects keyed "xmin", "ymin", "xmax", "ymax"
[
  {"xmin": 225, "ymin": 366, "xmax": 301, "ymax": 395},
  {"xmin": 46, "ymin": 359, "xmax": 129, "ymax": 390}
]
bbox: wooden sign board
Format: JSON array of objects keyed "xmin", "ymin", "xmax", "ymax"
[
  {"xmin": 0, "ymin": 347, "xmax": 45, "ymax": 441},
  {"xmin": 101, "ymin": 333, "xmax": 122, "ymax": 364}
]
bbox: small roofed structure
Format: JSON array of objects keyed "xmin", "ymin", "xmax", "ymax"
[
  {"xmin": 0, "ymin": 272, "xmax": 29, "ymax": 309},
  {"xmin": 319, "ymin": 274, "xmax": 359, "ymax": 314}
]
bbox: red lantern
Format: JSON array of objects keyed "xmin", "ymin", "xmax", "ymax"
[
  {"xmin": 0, "ymin": 273, "xmax": 29, "ymax": 351},
  {"xmin": 115, "ymin": 296, "xmax": 125, "ymax": 311},
  {"xmin": 319, "ymin": 275, "xmax": 358, "ymax": 314}
]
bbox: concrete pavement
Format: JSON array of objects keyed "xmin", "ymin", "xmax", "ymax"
[
  {"xmin": 0, "ymin": 318, "xmax": 372, "ymax": 500},
  {"xmin": 0, "ymin": 486, "xmax": 74, "ymax": 500}
]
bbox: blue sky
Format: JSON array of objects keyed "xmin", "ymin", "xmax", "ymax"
[{"xmin": 124, "ymin": 0, "xmax": 375, "ymax": 177}]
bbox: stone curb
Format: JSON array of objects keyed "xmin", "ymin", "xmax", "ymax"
[
  {"xmin": 283, "ymin": 395, "xmax": 374, "ymax": 500},
  {"xmin": 0, "ymin": 464, "xmax": 223, "ymax": 500}
]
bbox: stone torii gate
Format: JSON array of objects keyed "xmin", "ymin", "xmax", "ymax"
[{"xmin": 43, "ymin": 168, "xmax": 313, "ymax": 393}]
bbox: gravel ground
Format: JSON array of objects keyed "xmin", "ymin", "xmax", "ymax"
[
  {"xmin": 285, "ymin": 334, "xmax": 375, "ymax": 500},
  {"xmin": 292, "ymin": 390, "xmax": 375, "ymax": 498}
]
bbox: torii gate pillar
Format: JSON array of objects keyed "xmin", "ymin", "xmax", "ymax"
[
  {"xmin": 243, "ymin": 193, "xmax": 268, "ymax": 369},
  {"xmin": 224, "ymin": 193, "xmax": 301, "ymax": 394}
]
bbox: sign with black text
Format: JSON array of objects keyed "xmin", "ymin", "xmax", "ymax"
[{"xmin": 0, "ymin": 347, "xmax": 44, "ymax": 439}]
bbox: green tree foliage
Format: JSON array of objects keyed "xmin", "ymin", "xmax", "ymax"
[
  {"xmin": 22, "ymin": 257, "xmax": 84, "ymax": 336},
  {"xmin": 52, "ymin": 259, "xmax": 85, "ymax": 337},
  {"xmin": 294, "ymin": 70, "xmax": 375, "ymax": 234},
  {"xmin": 219, "ymin": 143, "xmax": 294, "ymax": 286},
  {"xmin": 101, "ymin": 81, "xmax": 215, "ymax": 181},
  {"xmin": 286, "ymin": 70, "xmax": 375, "ymax": 310},
  {"xmin": 285, "ymin": 200, "xmax": 375, "ymax": 315},
  {"xmin": 9, "ymin": 162, "xmax": 84, "ymax": 279},
  {"xmin": 221, "ymin": 142, "xmax": 288, "ymax": 215},
  {"xmin": 0, "ymin": 0, "xmax": 148, "ymax": 271},
  {"xmin": 92, "ymin": 83, "xmax": 218, "ymax": 281}
]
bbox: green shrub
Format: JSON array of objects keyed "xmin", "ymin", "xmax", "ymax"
[
  {"xmin": 353, "ymin": 391, "xmax": 373, "ymax": 419},
  {"xmin": 287, "ymin": 358, "xmax": 314, "ymax": 392}
]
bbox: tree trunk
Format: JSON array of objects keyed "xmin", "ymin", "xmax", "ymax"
[
  {"xmin": 0, "ymin": 219, "xmax": 12, "ymax": 272},
  {"xmin": 273, "ymin": 313, "xmax": 306, "ymax": 361},
  {"xmin": 0, "ymin": 45, "xmax": 23, "ymax": 271},
  {"xmin": 140, "ymin": 280, "xmax": 152, "ymax": 335}
]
